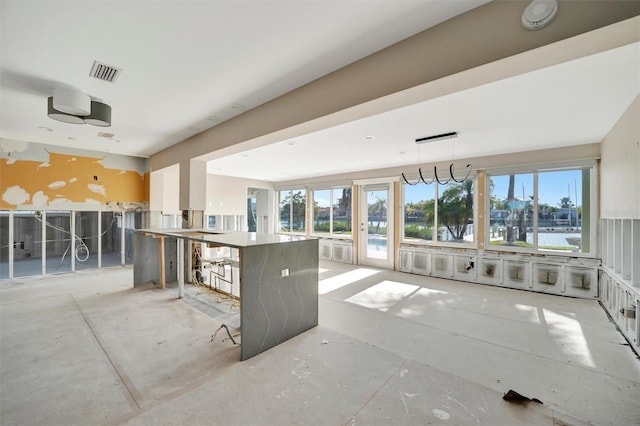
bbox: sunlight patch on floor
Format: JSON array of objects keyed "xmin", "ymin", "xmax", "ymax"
[
  {"xmin": 318, "ymin": 268, "xmax": 379, "ymax": 295},
  {"xmin": 543, "ymin": 308, "xmax": 595, "ymax": 368},
  {"xmin": 345, "ymin": 280, "xmax": 419, "ymax": 311},
  {"xmin": 515, "ymin": 303, "xmax": 542, "ymax": 324}
]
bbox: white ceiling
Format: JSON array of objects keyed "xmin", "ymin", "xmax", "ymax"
[
  {"xmin": 1, "ymin": 1, "xmax": 638, "ymax": 184},
  {"xmin": 0, "ymin": 0, "xmax": 489, "ymax": 158},
  {"xmin": 207, "ymin": 42, "xmax": 640, "ymax": 181}
]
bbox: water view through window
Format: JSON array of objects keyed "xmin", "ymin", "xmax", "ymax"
[{"xmin": 489, "ymin": 168, "xmax": 589, "ymax": 253}]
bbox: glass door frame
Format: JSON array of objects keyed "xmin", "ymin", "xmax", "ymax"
[{"xmin": 358, "ymin": 183, "xmax": 394, "ymax": 269}]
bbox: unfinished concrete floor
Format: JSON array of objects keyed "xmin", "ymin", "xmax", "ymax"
[{"xmin": 1, "ymin": 261, "xmax": 639, "ymax": 425}]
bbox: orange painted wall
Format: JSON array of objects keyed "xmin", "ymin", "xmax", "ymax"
[{"xmin": 1, "ymin": 151, "xmax": 149, "ymax": 210}]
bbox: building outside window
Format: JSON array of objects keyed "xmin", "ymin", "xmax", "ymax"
[
  {"xmin": 312, "ymin": 187, "xmax": 352, "ymax": 236},
  {"xmin": 403, "ymin": 179, "xmax": 475, "ymax": 245},
  {"xmin": 488, "ymin": 165, "xmax": 593, "ymax": 254},
  {"xmin": 278, "ymin": 189, "xmax": 306, "ymax": 233}
]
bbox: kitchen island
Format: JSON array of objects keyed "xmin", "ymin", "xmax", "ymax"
[{"xmin": 133, "ymin": 229, "xmax": 318, "ymax": 360}]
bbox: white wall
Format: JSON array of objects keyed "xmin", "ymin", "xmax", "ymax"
[
  {"xmin": 600, "ymin": 96, "xmax": 640, "ymax": 219},
  {"xmin": 206, "ymin": 174, "xmax": 273, "ymax": 216},
  {"xmin": 150, "ymin": 163, "xmax": 180, "ymax": 214}
]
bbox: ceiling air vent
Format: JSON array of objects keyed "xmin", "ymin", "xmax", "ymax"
[
  {"xmin": 98, "ymin": 131, "xmax": 115, "ymax": 139},
  {"xmin": 90, "ymin": 61, "xmax": 122, "ymax": 83}
]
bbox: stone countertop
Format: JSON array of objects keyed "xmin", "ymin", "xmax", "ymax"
[{"xmin": 136, "ymin": 229, "xmax": 316, "ymax": 249}]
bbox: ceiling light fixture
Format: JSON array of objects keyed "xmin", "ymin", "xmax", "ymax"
[
  {"xmin": 401, "ymin": 131, "xmax": 472, "ymax": 185},
  {"xmin": 52, "ymin": 88, "xmax": 90, "ymax": 115},
  {"xmin": 83, "ymin": 101, "xmax": 112, "ymax": 127},
  {"xmin": 47, "ymin": 89, "xmax": 111, "ymax": 127},
  {"xmin": 415, "ymin": 131, "xmax": 458, "ymax": 144}
]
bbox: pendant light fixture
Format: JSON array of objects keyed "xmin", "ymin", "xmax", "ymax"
[{"xmin": 400, "ymin": 132, "xmax": 473, "ymax": 185}]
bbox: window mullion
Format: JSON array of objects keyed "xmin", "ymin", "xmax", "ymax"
[
  {"xmin": 290, "ymin": 190, "xmax": 294, "ymax": 233},
  {"xmin": 431, "ymin": 185, "xmax": 436, "ymax": 242},
  {"xmin": 533, "ymin": 172, "xmax": 538, "ymax": 250},
  {"xmin": 329, "ymin": 189, "xmax": 334, "ymax": 235}
]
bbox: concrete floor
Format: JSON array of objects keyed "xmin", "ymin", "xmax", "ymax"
[{"xmin": 1, "ymin": 261, "xmax": 639, "ymax": 425}]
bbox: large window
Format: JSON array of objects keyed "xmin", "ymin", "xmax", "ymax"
[
  {"xmin": 278, "ymin": 189, "xmax": 306, "ymax": 233},
  {"xmin": 312, "ymin": 187, "xmax": 352, "ymax": 236},
  {"xmin": 488, "ymin": 166, "xmax": 592, "ymax": 254},
  {"xmin": 403, "ymin": 179, "xmax": 474, "ymax": 245}
]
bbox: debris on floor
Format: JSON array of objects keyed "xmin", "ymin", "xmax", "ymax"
[
  {"xmin": 210, "ymin": 324, "xmax": 240, "ymax": 345},
  {"xmin": 503, "ymin": 389, "xmax": 543, "ymax": 405},
  {"xmin": 321, "ymin": 339, "xmax": 353, "ymax": 345}
]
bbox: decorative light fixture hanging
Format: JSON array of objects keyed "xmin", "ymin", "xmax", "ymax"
[
  {"xmin": 401, "ymin": 131, "xmax": 472, "ymax": 185},
  {"xmin": 47, "ymin": 88, "xmax": 112, "ymax": 127}
]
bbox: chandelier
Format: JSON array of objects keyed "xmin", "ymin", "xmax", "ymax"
[{"xmin": 400, "ymin": 131, "xmax": 472, "ymax": 185}]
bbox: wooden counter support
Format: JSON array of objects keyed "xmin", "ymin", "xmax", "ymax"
[{"xmin": 158, "ymin": 236, "xmax": 166, "ymax": 289}]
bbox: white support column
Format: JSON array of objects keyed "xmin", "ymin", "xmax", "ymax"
[
  {"xmin": 177, "ymin": 238, "xmax": 184, "ymax": 299},
  {"xmin": 97, "ymin": 211, "xmax": 102, "ymax": 269},
  {"xmin": 8, "ymin": 211, "xmax": 14, "ymax": 280},
  {"xmin": 70, "ymin": 211, "xmax": 76, "ymax": 272},
  {"xmin": 179, "ymin": 159, "xmax": 207, "ymax": 212},
  {"xmin": 179, "ymin": 159, "xmax": 207, "ymax": 285},
  {"xmin": 120, "ymin": 213, "xmax": 126, "ymax": 266},
  {"xmin": 41, "ymin": 211, "xmax": 46, "ymax": 276}
]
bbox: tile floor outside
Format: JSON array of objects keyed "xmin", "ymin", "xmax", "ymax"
[{"xmin": 0, "ymin": 260, "xmax": 639, "ymax": 425}]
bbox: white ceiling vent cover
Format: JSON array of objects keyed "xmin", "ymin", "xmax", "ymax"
[{"xmin": 90, "ymin": 61, "xmax": 122, "ymax": 83}]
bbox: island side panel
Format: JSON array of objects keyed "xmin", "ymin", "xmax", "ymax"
[
  {"xmin": 240, "ymin": 238, "xmax": 318, "ymax": 360},
  {"xmin": 133, "ymin": 232, "xmax": 177, "ymax": 287}
]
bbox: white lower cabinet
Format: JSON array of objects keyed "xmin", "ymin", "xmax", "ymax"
[{"xmin": 319, "ymin": 238, "xmax": 353, "ymax": 264}]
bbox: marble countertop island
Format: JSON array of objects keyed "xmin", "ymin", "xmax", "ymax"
[
  {"xmin": 137, "ymin": 229, "xmax": 314, "ymax": 248},
  {"xmin": 134, "ymin": 229, "xmax": 319, "ymax": 360}
]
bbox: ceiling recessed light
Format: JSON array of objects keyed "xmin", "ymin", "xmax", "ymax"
[
  {"xmin": 207, "ymin": 116, "xmax": 220, "ymax": 122},
  {"xmin": 109, "ymin": 138, "xmax": 120, "ymax": 143},
  {"xmin": 67, "ymin": 136, "xmax": 77, "ymax": 141},
  {"xmin": 241, "ymin": 154, "xmax": 249, "ymax": 158},
  {"xmin": 38, "ymin": 126, "xmax": 53, "ymax": 132},
  {"xmin": 287, "ymin": 141, "xmax": 297, "ymax": 146},
  {"xmin": 399, "ymin": 151, "xmax": 407, "ymax": 155},
  {"xmin": 363, "ymin": 135, "xmax": 376, "ymax": 140},
  {"xmin": 231, "ymin": 104, "xmax": 244, "ymax": 110}
]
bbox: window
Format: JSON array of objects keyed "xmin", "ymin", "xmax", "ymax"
[
  {"xmin": 206, "ymin": 215, "xmax": 217, "ymax": 230},
  {"xmin": 312, "ymin": 187, "xmax": 352, "ymax": 236},
  {"xmin": 488, "ymin": 166, "xmax": 593, "ymax": 254},
  {"xmin": 278, "ymin": 189, "xmax": 306, "ymax": 233},
  {"xmin": 488, "ymin": 173, "xmax": 533, "ymax": 248},
  {"xmin": 402, "ymin": 179, "xmax": 474, "ymax": 245}
]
